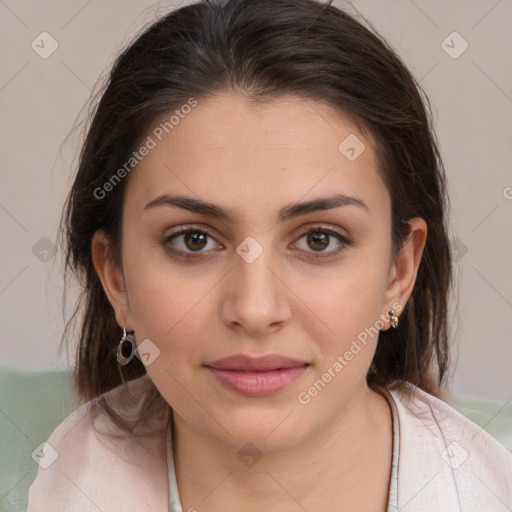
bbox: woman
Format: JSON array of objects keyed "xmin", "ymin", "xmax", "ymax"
[{"xmin": 26, "ymin": 0, "xmax": 512, "ymax": 510}]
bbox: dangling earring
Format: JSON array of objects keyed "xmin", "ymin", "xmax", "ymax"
[
  {"xmin": 117, "ymin": 326, "xmax": 135, "ymax": 365},
  {"xmin": 387, "ymin": 309, "xmax": 399, "ymax": 328}
]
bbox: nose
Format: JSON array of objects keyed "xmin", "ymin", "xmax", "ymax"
[{"xmin": 220, "ymin": 243, "xmax": 293, "ymax": 337}]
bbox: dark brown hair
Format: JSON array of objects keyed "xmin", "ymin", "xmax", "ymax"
[{"xmin": 59, "ymin": 0, "xmax": 453, "ymax": 432}]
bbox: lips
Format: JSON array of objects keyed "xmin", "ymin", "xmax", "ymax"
[
  {"xmin": 205, "ymin": 354, "xmax": 309, "ymax": 396},
  {"xmin": 206, "ymin": 354, "xmax": 308, "ymax": 371}
]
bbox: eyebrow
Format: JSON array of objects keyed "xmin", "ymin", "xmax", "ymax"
[{"xmin": 143, "ymin": 193, "xmax": 369, "ymax": 223}]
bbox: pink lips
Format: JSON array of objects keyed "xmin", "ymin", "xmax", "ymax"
[{"xmin": 205, "ymin": 354, "xmax": 309, "ymax": 396}]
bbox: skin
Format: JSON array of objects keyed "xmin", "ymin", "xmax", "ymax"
[{"xmin": 92, "ymin": 92, "xmax": 427, "ymax": 511}]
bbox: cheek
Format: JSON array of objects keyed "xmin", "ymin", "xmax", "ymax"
[
  {"xmin": 123, "ymin": 256, "xmax": 211, "ymax": 413},
  {"xmin": 298, "ymin": 245, "xmax": 391, "ymax": 364},
  {"xmin": 122, "ymin": 230, "xmax": 187, "ymax": 323},
  {"xmin": 128, "ymin": 273, "xmax": 209, "ymax": 347}
]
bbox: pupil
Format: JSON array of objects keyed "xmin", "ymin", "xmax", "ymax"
[
  {"xmin": 185, "ymin": 232, "xmax": 207, "ymax": 251},
  {"xmin": 308, "ymin": 232, "xmax": 328, "ymax": 251}
]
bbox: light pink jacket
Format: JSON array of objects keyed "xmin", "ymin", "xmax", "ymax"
[{"xmin": 26, "ymin": 375, "xmax": 512, "ymax": 511}]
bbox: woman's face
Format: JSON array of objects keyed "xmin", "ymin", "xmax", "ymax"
[{"xmin": 94, "ymin": 92, "xmax": 425, "ymax": 451}]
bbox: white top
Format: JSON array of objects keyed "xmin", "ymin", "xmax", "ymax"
[{"xmin": 27, "ymin": 375, "xmax": 512, "ymax": 511}]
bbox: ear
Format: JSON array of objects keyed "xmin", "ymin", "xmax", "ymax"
[
  {"xmin": 382, "ymin": 217, "xmax": 427, "ymax": 327},
  {"xmin": 91, "ymin": 229, "xmax": 135, "ymax": 331}
]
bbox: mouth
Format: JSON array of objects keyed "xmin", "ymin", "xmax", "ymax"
[{"xmin": 204, "ymin": 354, "xmax": 309, "ymax": 396}]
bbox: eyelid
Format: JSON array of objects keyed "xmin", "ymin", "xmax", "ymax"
[{"xmin": 293, "ymin": 223, "xmax": 348, "ymax": 240}]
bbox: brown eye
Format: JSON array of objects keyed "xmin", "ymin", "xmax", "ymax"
[
  {"xmin": 306, "ymin": 231, "xmax": 330, "ymax": 251},
  {"xmin": 163, "ymin": 227, "xmax": 222, "ymax": 257},
  {"xmin": 182, "ymin": 231, "xmax": 208, "ymax": 251},
  {"xmin": 294, "ymin": 226, "xmax": 350, "ymax": 258}
]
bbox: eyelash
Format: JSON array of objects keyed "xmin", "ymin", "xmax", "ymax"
[{"xmin": 162, "ymin": 224, "xmax": 351, "ymax": 260}]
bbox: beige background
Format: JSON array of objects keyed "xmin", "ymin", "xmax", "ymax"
[{"xmin": 0, "ymin": 0, "xmax": 511, "ymax": 400}]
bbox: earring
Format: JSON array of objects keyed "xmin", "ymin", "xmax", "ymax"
[
  {"xmin": 117, "ymin": 326, "xmax": 136, "ymax": 365},
  {"xmin": 387, "ymin": 309, "xmax": 399, "ymax": 329}
]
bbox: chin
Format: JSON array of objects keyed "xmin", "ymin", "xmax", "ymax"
[{"xmin": 206, "ymin": 406, "xmax": 309, "ymax": 453}]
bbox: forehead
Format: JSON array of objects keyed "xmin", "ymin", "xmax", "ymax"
[{"xmin": 124, "ymin": 93, "xmax": 388, "ymax": 220}]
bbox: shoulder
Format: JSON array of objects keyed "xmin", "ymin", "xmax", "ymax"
[
  {"xmin": 26, "ymin": 374, "xmax": 170, "ymax": 512},
  {"xmin": 388, "ymin": 382, "xmax": 512, "ymax": 511}
]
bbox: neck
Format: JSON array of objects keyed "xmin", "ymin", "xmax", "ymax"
[{"xmin": 171, "ymin": 384, "xmax": 393, "ymax": 511}]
